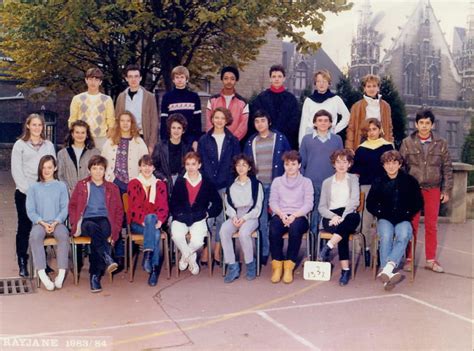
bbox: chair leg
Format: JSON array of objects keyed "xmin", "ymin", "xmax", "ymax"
[
  {"xmin": 128, "ymin": 236, "xmax": 134, "ymax": 282},
  {"xmin": 410, "ymin": 238, "xmax": 415, "ymax": 282},
  {"xmin": 124, "ymin": 234, "xmax": 129, "ymax": 273},
  {"xmin": 164, "ymin": 235, "xmax": 171, "ymax": 280},
  {"xmin": 222, "ymin": 241, "xmax": 226, "ymax": 277},
  {"xmin": 316, "ymin": 234, "xmax": 322, "ymax": 260},
  {"xmin": 208, "ymin": 233, "xmax": 213, "ymax": 277},
  {"xmin": 256, "ymin": 232, "xmax": 260, "ymax": 277},
  {"xmin": 72, "ymin": 243, "xmax": 79, "ymax": 285},
  {"xmin": 175, "ymin": 242, "xmax": 180, "ymax": 278},
  {"xmin": 372, "ymin": 237, "xmax": 378, "ymax": 280},
  {"xmin": 351, "ymin": 238, "xmax": 356, "ymax": 280}
]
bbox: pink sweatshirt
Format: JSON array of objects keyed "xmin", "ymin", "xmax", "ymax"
[{"xmin": 269, "ymin": 173, "xmax": 314, "ymax": 216}]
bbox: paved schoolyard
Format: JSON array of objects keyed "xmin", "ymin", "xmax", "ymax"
[{"xmin": 0, "ymin": 171, "xmax": 472, "ymax": 350}]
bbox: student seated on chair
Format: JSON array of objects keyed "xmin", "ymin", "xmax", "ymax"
[
  {"xmin": 269, "ymin": 150, "xmax": 313, "ymax": 284},
  {"xmin": 169, "ymin": 152, "xmax": 222, "ymax": 275},
  {"xmin": 220, "ymin": 154, "xmax": 263, "ymax": 283},
  {"xmin": 127, "ymin": 155, "xmax": 169, "ymax": 287},
  {"xmin": 366, "ymin": 150, "xmax": 423, "ymax": 290},
  {"xmin": 69, "ymin": 155, "xmax": 123, "ymax": 293},
  {"xmin": 318, "ymin": 149, "xmax": 360, "ymax": 286},
  {"xmin": 26, "ymin": 155, "xmax": 69, "ymax": 291}
]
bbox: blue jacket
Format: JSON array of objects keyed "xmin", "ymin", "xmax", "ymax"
[
  {"xmin": 198, "ymin": 128, "xmax": 241, "ymax": 190},
  {"xmin": 243, "ymin": 129, "xmax": 291, "ymax": 182}
]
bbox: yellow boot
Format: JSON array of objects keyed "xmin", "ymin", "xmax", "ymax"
[
  {"xmin": 271, "ymin": 260, "xmax": 283, "ymax": 283},
  {"xmin": 283, "ymin": 260, "xmax": 296, "ymax": 284}
]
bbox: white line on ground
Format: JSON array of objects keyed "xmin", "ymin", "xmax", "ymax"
[
  {"xmin": 3, "ymin": 293, "xmax": 472, "ymax": 339},
  {"xmin": 399, "ymin": 294, "xmax": 474, "ymax": 324},
  {"xmin": 256, "ymin": 311, "xmax": 321, "ymax": 351}
]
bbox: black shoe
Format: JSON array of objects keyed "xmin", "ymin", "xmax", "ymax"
[
  {"xmin": 339, "ymin": 269, "xmax": 351, "ymax": 286},
  {"xmin": 18, "ymin": 256, "xmax": 29, "ymax": 277},
  {"xmin": 113, "ymin": 257, "xmax": 125, "ymax": 275},
  {"xmin": 90, "ymin": 274, "xmax": 102, "ymax": 293},
  {"xmin": 364, "ymin": 250, "xmax": 371, "ymax": 268},
  {"xmin": 148, "ymin": 266, "xmax": 159, "ymax": 287},
  {"xmin": 103, "ymin": 252, "xmax": 118, "ymax": 274},
  {"xmin": 261, "ymin": 255, "xmax": 269, "ymax": 266},
  {"xmin": 45, "ymin": 264, "xmax": 55, "ymax": 274},
  {"xmin": 318, "ymin": 245, "xmax": 331, "ymax": 262},
  {"xmin": 142, "ymin": 251, "xmax": 153, "ymax": 274}
]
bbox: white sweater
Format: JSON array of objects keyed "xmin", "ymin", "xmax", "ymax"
[
  {"xmin": 11, "ymin": 139, "xmax": 56, "ymax": 194},
  {"xmin": 298, "ymin": 95, "xmax": 350, "ymax": 145}
]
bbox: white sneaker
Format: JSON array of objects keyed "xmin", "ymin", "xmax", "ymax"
[
  {"xmin": 383, "ymin": 272, "xmax": 403, "ymax": 291},
  {"xmin": 38, "ymin": 271, "xmax": 55, "ymax": 291},
  {"xmin": 188, "ymin": 253, "xmax": 200, "ymax": 275},
  {"xmin": 54, "ymin": 276, "xmax": 64, "ymax": 289},
  {"xmin": 179, "ymin": 255, "xmax": 189, "ymax": 271}
]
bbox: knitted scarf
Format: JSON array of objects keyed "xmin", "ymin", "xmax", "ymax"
[
  {"xmin": 309, "ymin": 90, "xmax": 336, "ymax": 103},
  {"xmin": 137, "ymin": 173, "xmax": 158, "ymax": 203}
]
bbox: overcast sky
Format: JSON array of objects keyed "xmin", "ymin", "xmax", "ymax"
[{"xmin": 304, "ymin": 0, "xmax": 470, "ymax": 69}]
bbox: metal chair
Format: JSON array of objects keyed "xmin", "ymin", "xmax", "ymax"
[
  {"xmin": 372, "ymin": 234, "xmax": 416, "ymax": 282},
  {"xmin": 28, "ymin": 236, "xmax": 58, "ymax": 288},
  {"xmin": 71, "ymin": 236, "xmax": 113, "ymax": 285},
  {"xmin": 221, "ymin": 230, "xmax": 261, "ymax": 277},
  {"xmin": 316, "ymin": 192, "xmax": 366, "ymax": 280},
  {"xmin": 122, "ymin": 193, "xmax": 171, "ymax": 282}
]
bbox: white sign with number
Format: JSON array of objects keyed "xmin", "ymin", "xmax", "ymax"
[{"xmin": 303, "ymin": 261, "xmax": 331, "ymax": 281}]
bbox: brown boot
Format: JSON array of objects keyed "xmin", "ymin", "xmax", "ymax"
[
  {"xmin": 283, "ymin": 260, "xmax": 296, "ymax": 284},
  {"xmin": 271, "ymin": 260, "xmax": 283, "ymax": 283}
]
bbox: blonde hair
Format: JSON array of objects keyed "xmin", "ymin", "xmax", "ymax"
[
  {"xmin": 110, "ymin": 111, "xmax": 141, "ymax": 145},
  {"xmin": 171, "ymin": 66, "xmax": 190, "ymax": 80},
  {"xmin": 314, "ymin": 69, "xmax": 332, "ymax": 85},
  {"xmin": 362, "ymin": 74, "xmax": 380, "ymax": 87},
  {"xmin": 20, "ymin": 113, "xmax": 46, "ymax": 141}
]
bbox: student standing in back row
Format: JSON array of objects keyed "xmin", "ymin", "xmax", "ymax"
[
  {"xmin": 206, "ymin": 66, "xmax": 249, "ymax": 141},
  {"xmin": 68, "ymin": 68, "xmax": 115, "ymax": 149},
  {"xmin": 249, "ymin": 65, "xmax": 300, "ymax": 149},
  {"xmin": 160, "ymin": 66, "xmax": 202, "ymax": 150},
  {"xmin": 115, "ymin": 64, "xmax": 159, "ymax": 152}
]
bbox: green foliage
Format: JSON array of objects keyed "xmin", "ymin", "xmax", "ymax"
[
  {"xmin": 0, "ymin": 0, "xmax": 352, "ymax": 99},
  {"xmin": 461, "ymin": 117, "xmax": 474, "ymax": 186},
  {"xmin": 380, "ymin": 76, "xmax": 407, "ymax": 148},
  {"xmin": 336, "ymin": 75, "xmax": 362, "ymax": 109}
]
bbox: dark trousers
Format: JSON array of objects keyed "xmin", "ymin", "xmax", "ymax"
[
  {"xmin": 15, "ymin": 190, "xmax": 32, "ymax": 258},
  {"xmin": 81, "ymin": 217, "xmax": 111, "ymax": 276},
  {"xmin": 322, "ymin": 207, "xmax": 360, "ymax": 261},
  {"xmin": 113, "ymin": 178, "xmax": 127, "ymax": 258},
  {"xmin": 269, "ymin": 215, "xmax": 309, "ymax": 262}
]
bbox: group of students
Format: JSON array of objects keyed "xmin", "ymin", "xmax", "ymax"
[{"xmin": 11, "ymin": 63, "xmax": 453, "ymax": 293}]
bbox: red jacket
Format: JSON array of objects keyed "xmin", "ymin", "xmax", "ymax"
[
  {"xmin": 126, "ymin": 178, "xmax": 169, "ymax": 225},
  {"xmin": 206, "ymin": 90, "xmax": 249, "ymax": 140},
  {"xmin": 68, "ymin": 177, "xmax": 124, "ymax": 241}
]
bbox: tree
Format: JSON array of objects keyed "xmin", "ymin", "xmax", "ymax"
[
  {"xmin": 0, "ymin": 1, "xmax": 352, "ymax": 99},
  {"xmin": 379, "ymin": 76, "xmax": 407, "ymax": 149},
  {"xmin": 461, "ymin": 117, "xmax": 474, "ymax": 186},
  {"xmin": 335, "ymin": 74, "xmax": 362, "ymax": 109}
]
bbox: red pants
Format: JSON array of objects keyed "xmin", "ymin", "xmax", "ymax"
[{"xmin": 408, "ymin": 187, "xmax": 441, "ymax": 261}]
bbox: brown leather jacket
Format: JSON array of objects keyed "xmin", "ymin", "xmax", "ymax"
[
  {"xmin": 345, "ymin": 98, "xmax": 393, "ymax": 150},
  {"xmin": 399, "ymin": 132, "xmax": 453, "ymax": 193}
]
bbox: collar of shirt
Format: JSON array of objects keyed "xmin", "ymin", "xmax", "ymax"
[
  {"xmin": 234, "ymin": 177, "xmax": 251, "ymax": 186},
  {"xmin": 312, "ymin": 130, "xmax": 331, "ymax": 142},
  {"xmin": 184, "ymin": 172, "xmax": 202, "ymax": 187},
  {"xmin": 332, "ymin": 173, "xmax": 348, "ymax": 184}
]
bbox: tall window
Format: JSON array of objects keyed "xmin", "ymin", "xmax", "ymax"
[
  {"xmin": 446, "ymin": 121, "xmax": 458, "ymax": 147},
  {"xmin": 428, "ymin": 65, "xmax": 439, "ymax": 97},
  {"xmin": 294, "ymin": 62, "xmax": 308, "ymax": 92},
  {"xmin": 404, "ymin": 63, "xmax": 415, "ymax": 95}
]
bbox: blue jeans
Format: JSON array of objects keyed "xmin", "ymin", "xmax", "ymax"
[
  {"xmin": 130, "ymin": 214, "xmax": 161, "ymax": 266},
  {"xmin": 113, "ymin": 178, "xmax": 128, "ymax": 258},
  {"xmin": 377, "ymin": 219, "xmax": 412, "ymax": 268},
  {"xmin": 259, "ymin": 183, "xmax": 271, "ymax": 257}
]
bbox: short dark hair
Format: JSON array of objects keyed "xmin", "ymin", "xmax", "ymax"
[
  {"xmin": 220, "ymin": 66, "xmax": 239, "ymax": 81},
  {"xmin": 282, "ymin": 150, "xmax": 301, "ymax": 164},
  {"xmin": 37, "ymin": 155, "xmax": 58, "ymax": 182},
  {"xmin": 313, "ymin": 109, "xmax": 333, "ymax": 124},
  {"xmin": 253, "ymin": 109, "xmax": 272, "ymax": 125},
  {"xmin": 211, "ymin": 107, "xmax": 233, "ymax": 126},
  {"xmin": 330, "ymin": 149, "xmax": 354, "ymax": 166},
  {"xmin": 415, "ymin": 109, "xmax": 435, "ymax": 124},
  {"xmin": 85, "ymin": 68, "xmax": 103, "ymax": 80},
  {"xmin": 88, "ymin": 155, "xmax": 107, "ymax": 170},
  {"xmin": 65, "ymin": 120, "xmax": 95, "ymax": 149},
  {"xmin": 380, "ymin": 150, "xmax": 403, "ymax": 165},
  {"xmin": 124, "ymin": 64, "xmax": 141, "ymax": 77},
  {"xmin": 139, "ymin": 154, "xmax": 154, "ymax": 167},
  {"xmin": 269, "ymin": 64, "xmax": 285, "ymax": 77},
  {"xmin": 232, "ymin": 153, "xmax": 256, "ymax": 177},
  {"xmin": 166, "ymin": 113, "xmax": 188, "ymax": 134}
]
